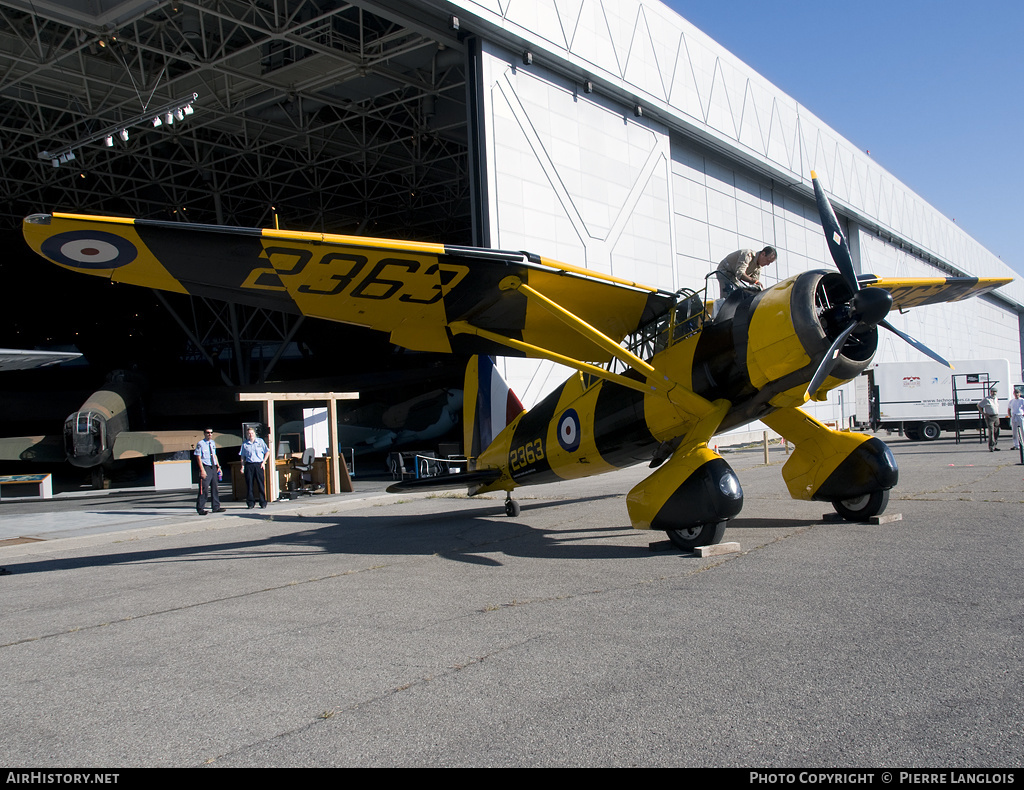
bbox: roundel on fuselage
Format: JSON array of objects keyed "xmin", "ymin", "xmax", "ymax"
[
  {"xmin": 41, "ymin": 230, "xmax": 138, "ymax": 269},
  {"xmin": 557, "ymin": 409, "xmax": 580, "ymax": 452}
]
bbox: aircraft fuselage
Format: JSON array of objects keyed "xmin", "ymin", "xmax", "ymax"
[
  {"xmin": 475, "ymin": 269, "xmax": 874, "ymax": 493},
  {"xmin": 63, "ymin": 379, "xmax": 139, "ymax": 468}
]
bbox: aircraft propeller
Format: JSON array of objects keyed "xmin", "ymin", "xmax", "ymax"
[{"xmin": 805, "ymin": 172, "xmax": 951, "ymax": 399}]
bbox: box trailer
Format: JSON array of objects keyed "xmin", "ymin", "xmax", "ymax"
[{"xmin": 857, "ymin": 359, "xmax": 1016, "ymax": 441}]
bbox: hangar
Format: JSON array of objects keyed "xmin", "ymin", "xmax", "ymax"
[{"xmin": 1, "ymin": 0, "xmax": 1021, "ymax": 449}]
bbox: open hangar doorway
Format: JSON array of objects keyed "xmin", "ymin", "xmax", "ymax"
[{"xmin": 0, "ymin": 0, "xmax": 479, "ymax": 480}]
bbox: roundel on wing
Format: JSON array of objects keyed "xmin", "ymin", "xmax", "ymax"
[
  {"xmin": 557, "ymin": 408, "xmax": 581, "ymax": 452},
  {"xmin": 40, "ymin": 230, "xmax": 138, "ymax": 270}
]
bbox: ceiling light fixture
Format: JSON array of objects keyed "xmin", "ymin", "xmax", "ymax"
[{"xmin": 38, "ymin": 92, "xmax": 199, "ymax": 167}]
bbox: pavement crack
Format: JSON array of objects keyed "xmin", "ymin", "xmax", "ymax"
[
  {"xmin": 200, "ymin": 634, "xmax": 543, "ymax": 766},
  {"xmin": 0, "ymin": 562, "xmax": 394, "ymax": 649}
]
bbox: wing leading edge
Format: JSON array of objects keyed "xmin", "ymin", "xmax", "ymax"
[{"xmin": 859, "ymin": 275, "xmax": 1012, "ymax": 310}]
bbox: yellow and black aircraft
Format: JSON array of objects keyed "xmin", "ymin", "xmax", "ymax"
[{"xmin": 21, "ymin": 174, "xmax": 1010, "ymax": 547}]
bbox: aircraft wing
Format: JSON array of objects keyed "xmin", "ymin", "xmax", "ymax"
[
  {"xmin": 113, "ymin": 430, "xmax": 242, "ymax": 460},
  {"xmin": 859, "ymin": 275, "xmax": 1012, "ymax": 310},
  {"xmin": 23, "ymin": 213, "xmax": 675, "ymax": 363},
  {"xmin": 0, "ymin": 435, "xmax": 65, "ymax": 463},
  {"xmin": 0, "ymin": 349, "xmax": 82, "ymax": 371}
]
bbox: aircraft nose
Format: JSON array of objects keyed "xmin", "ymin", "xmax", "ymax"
[{"xmin": 852, "ymin": 287, "xmax": 892, "ymax": 327}]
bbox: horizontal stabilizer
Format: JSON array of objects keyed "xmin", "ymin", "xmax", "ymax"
[{"xmin": 386, "ymin": 469, "xmax": 502, "ymax": 494}]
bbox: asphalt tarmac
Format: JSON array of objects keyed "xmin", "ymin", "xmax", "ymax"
[{"xmin": 1, "ymin": 436, "xmax": 1021, "ymax": 768}]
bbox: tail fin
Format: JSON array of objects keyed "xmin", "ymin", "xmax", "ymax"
[{"xmin": 463, "ymin": 355, "xmax": 525, "ymax": 460}]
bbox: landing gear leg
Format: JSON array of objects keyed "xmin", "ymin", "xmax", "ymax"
[{"xmin": 504, "ymin": 493, "xmax": 521, "ymax": 517}]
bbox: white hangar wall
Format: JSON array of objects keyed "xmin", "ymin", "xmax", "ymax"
[
  {"xmin": 480, "ymin": 41, "xmax": 675, "ymax": 406},
  {"xmin": 454, "ymin": 0, "xmax": 1022, "ymax": 419}
]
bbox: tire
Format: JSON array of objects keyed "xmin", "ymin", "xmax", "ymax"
[
  {"xmin": 505, "ymin": 499, "xmax": 521, "ymax": 517},
  {"xmin": 832, "ymin": 488, "xmax": 889, "ymax": 521},
  {"xmin": 665, "ymin": 520, "xmax": 727, "ymax": 551},
  {"xmin": 920, "ymin": 422, "xmax": 941, "ymax": 441},
  {"xmin": 903, "ymin": 426, "xmax": 920, "ymax": 441}
]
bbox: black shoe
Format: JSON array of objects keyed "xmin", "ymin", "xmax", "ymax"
[
  {"xmin": 260, "ymin": 502, "xmax": 267, "ymax": 509},
  {"xmin": 994, "ymin": 447, "xmax": 1001, "ymax": 451},
  {"xmin": 213, "ymin": 507, "xmax": 226, "ymax": 513},
  {"xmin": 247, "ymin": 504, "xmax": 254, "ymax": 509},
  {"xmin": 198, "ymin": 510, "xmax": 208, "ymax": 515}
]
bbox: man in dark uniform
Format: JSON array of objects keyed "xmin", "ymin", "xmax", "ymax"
[{"xmin": 194, "ymin": 428, "xmax": 225, "ymax": 514}]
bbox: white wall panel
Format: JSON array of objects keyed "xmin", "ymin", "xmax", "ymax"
[{"xmin": 481, "ymin": 41, "xmax": 674, "ymax": 405}]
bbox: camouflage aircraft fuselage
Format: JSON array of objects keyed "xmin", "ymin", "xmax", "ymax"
[{"xmin": 63, "ymin": 380, "xmax": 139, "ymax": 468}]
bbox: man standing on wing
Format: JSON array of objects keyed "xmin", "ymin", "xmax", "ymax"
[{"xmin": 716, "ymin": 246, "xmax": 777, "ymax": 298}]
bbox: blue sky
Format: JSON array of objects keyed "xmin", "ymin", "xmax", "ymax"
[{"xmin": 662, "ymin": 0, "xmax": 1023, "ymax": 276}]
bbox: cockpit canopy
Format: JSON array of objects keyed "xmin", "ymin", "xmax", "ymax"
[{"xmin": 64, "ymin": 410, "xmax": 105, "ymax": 459}]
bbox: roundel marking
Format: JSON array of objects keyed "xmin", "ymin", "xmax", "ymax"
[
  {"xmin": 40, "ymin": 230, "xmax": 138, "ymax": 270},
  {"xmin": 557, "ymin": 408, "xmax": 581, "ymax": 452}
]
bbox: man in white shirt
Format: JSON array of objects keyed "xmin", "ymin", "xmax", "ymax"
[{"xmin": 1007, "ymin": 389, "xmax": 1024, "ymax": 450}]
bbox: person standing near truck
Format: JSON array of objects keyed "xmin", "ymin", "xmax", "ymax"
[
  {"xmin": 978, "ymin": 388, "xmax": 1001, "ymax": 451},
  {"xmin": 1008, "ymin": 389, "xmax": 1024, "ymax": 450}
]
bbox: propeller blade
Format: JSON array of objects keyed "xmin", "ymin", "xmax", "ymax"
[
  {"xmin": 806, "ymin": 322, "xmax": 858, "ymax": 400},
  {"xmin": 879, "ymin": 320, "xmax": 953, "ymax": 369},
  {"xmin": 811, "ymin": 171, "xmax": 858, "ymax": 293},
  {"xmin": 807, "ymin": 174, "xmax": 954, "ymax": 399}
]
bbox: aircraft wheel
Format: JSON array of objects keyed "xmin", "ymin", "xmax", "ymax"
[
  {"xmin": 665, "ymin": 521, "xmax": 727, "ymax": 551},
  {"xmin": 921, "ymin": 422, "xmax": 941, "ymax": 441},
  {"xmin": 505, "ymin": 499, "xmax": 521, "ymax": 517},
  {"xmin": 832, "ymin": 489, "xmax": 889, "ymax": 522}
]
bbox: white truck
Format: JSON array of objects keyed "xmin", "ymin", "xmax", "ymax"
[{"xmin": 857, "ymin": 358, "xmax": 1017, "ymax": 441}]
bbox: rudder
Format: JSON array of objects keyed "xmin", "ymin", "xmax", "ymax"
[{"xmin": 463, "ymin": 355, "xmax": 525, "ymax": 461}]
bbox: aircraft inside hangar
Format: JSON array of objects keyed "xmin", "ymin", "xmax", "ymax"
[
  {"xmin": 1, "ymin": 0, "xmax": 1020, "ymax": 503},
  {"xmin": 0, "ymin": 0, "xmax": 478, "ymax": 481}
]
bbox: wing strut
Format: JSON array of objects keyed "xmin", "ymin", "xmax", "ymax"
[
  {"xmin": 500, "ymin": 276, "xmax": 659, "ymax": 380},
  {"xmin": 448, "ymin": 320, "xmax": 660, "ymax": 398},
  {"xmin": 448, "ymin": 316, "xmax": 728, "ymax": 426},
  {"xmin": 488, "ymin": 276, "xmax": 726, "ymax": 421}
]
